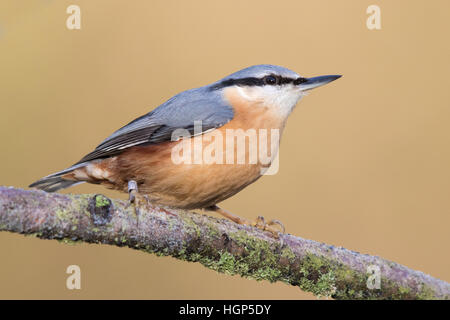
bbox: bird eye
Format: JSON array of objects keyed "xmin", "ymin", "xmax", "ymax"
[{"xmin": 263, "ymin": 75, "xmax": 278, "ymax": 85}]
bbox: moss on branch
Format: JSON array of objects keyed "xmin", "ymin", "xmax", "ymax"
[{"xmin": 0, "ymin": 186, "xmax": 448, "ymax": 299}]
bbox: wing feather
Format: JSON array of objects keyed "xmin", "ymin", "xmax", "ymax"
[{"xmin": 75, "ymin": 87, "xmax": 234, "ymax": 164}]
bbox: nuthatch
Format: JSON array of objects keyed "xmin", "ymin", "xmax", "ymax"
[{"xmin": 30, "ymin": 65, "xmax": 341, "ymax": 236}]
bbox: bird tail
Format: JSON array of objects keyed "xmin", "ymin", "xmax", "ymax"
[{"xmin": 29, "ymin": 163, "xmax": 87, "ymax": 192}]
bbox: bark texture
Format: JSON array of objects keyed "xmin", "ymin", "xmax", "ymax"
[{"xmin": 0, "ymin": 186, "xmax": 448, "ymax": 299}]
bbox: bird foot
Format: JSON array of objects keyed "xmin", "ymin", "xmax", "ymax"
[
  {"xmin": 125, "ymin": 180, "xmax": 151, "ymax": 211},
  {"xmin": 206, "ymin": 205, "xmax": 285, "ymax": 240},
  {"xmin": 252, "ymin": 216, "xmax": 285, "ymax": 239}
]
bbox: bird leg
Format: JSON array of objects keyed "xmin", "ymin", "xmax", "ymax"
[
  {"xmin": 205, "ymin": 205, "xmax": 285, "ymax": 238},
  {"xmin": 127, "ymin": 180, "xmax": 138, "ymax": 204},
  {"xmin": 126, "ymin": 180, "xmax": 150, "ymax": 210}
]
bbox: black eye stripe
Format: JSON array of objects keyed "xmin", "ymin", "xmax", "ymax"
[
  {"xmin": 293, "ymin": 77, "xmax": 308, "ymax": 85},
  {"xmin": 211, "ymin": 76, "xmax": 306, "ymax": 90},
  {"xmin": 210, "ymin": 78, "xmax": 264, "ymax": 90},
  {"xmin": 281, "ymin": 77, "xmax": 294, "ymax": 84}
]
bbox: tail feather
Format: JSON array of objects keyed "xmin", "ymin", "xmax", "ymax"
[
  {"xmin": 29, "ymin": 177, "xmax": 83, "ymax": 192},
  {"xmin": 29, "ymin": 163, "xmax": 88, "ymax": 192}
]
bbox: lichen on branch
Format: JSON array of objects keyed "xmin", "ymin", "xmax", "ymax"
[{"xmin": 0, "ymin": 186, "xmax": 448, "ymax": 299}]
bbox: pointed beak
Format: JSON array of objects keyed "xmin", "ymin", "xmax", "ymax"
[{"xmin": 299, "ymin": 75, "xmax": 342, "ymax": 91}]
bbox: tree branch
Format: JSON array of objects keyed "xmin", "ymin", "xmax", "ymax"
[{"xmin": 0, "ymin": 186, "xmax": 448, "ymax": 299}]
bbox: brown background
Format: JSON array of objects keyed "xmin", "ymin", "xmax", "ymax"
[{"xmin": 0, "ymin": 0, "xmax": 449, "ymax": 299}]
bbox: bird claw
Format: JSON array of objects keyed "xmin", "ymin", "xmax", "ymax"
[
  {"xmin": 252, "ymin": 216, "xmax": 285, "ymax": 239},
  {"xmin": 254, "ymin": 215, "xmax": 266, "ymax": 228},
  {"xmin": 267, "ymin": 219, "xmax": 285, "ymax": 234},
  {"xmin": 205, "ymin": 206, "xmax": 285, "ymax": 243}
]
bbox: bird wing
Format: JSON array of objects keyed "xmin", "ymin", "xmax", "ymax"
[{"xmin": 75, "ymin": 88, "xmax": 234, "ymax": 164}]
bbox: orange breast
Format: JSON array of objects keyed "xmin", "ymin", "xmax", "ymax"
[{"xmin": 74, "ymin": 87, "xmax": 288, "ymax": 209}]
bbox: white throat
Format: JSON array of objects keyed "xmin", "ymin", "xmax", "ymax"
[{"xmin": 235, "ymin": 85, "xmax": 305, "ymax": 119}]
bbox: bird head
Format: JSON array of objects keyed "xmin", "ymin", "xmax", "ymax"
[{"xmin": 210, "ymin": 64, "xmax": 341, "ymax": 119}]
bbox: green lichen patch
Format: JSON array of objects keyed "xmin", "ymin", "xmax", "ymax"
[
  {"xmin": 88, "ymin": 194, "xmax": 113, "ymax": 226},
  {"xmin": 181, "ymin": 214, "xmax": 202, "ymax": 238},
  {"xmin": 95, "ymin": 195, "xmax": 110, "ymax": 208},
  {"xmin": 55, "ymin": 207, "xmax": 79, "ymax": 226},
  {"xmin": 55, "ymin": 208, "xmax": 69, "ymax": 221},
  {"xmin": 206, "ymin": 222, "xmax": 220, "ymax": 239},
  {"xmin": 163, "ymin": 227, "xmax": 436, "ymax": 299},
  {"xmin": 295, "ymin": 253, "xmax": 338, "ymax": 298},
  {"xmin": 175, "ymin": 230, "xmax": 287, "ymax": 283},
  {"xmin": 417, "ymin": 285, "xmax": 440, "ymax": 300}
]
